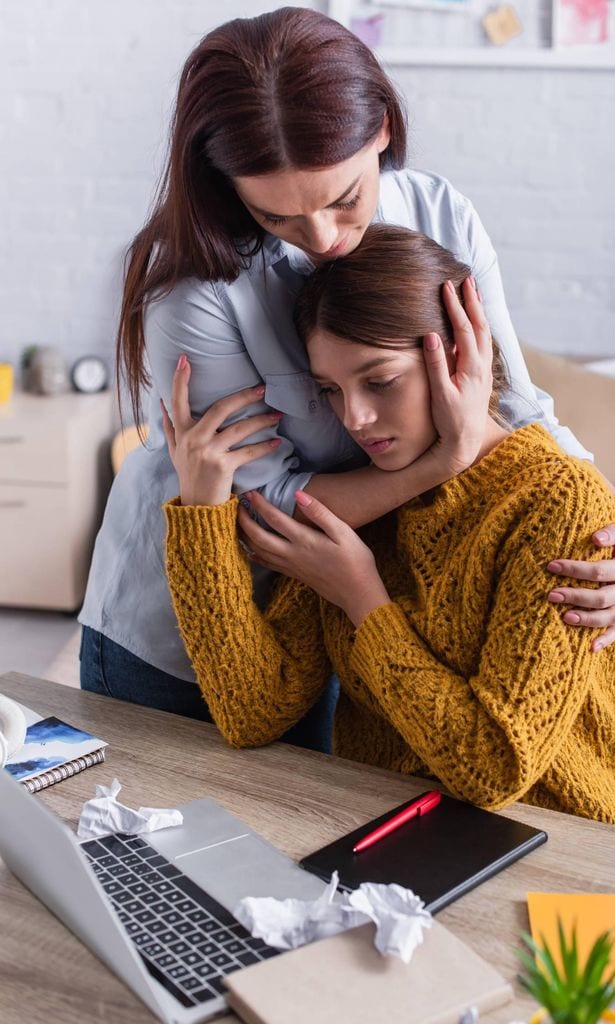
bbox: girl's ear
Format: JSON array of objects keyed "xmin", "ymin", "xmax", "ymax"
[{"xmin": 376, "ymin": 112, "xmax": 391, "ymax": 154}]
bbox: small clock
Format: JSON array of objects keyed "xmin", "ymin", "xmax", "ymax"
[{"xmin": 71, "ymin": 356, "xmax": 109, "ymax": 394}]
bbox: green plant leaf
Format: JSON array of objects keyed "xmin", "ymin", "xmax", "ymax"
[
  {"xmin": 583, "ymin": 931, "xmax": 611, "ymax": 990},
  {"xmin": 516, "ymin": 920, "xmax": 615, "ymax": 1024},
  {"xmin": 558, "ymin": 918, "xmax": 579, "ymax": 988}
]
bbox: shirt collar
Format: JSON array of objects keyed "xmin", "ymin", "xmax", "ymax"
[{"xmin": 260, "ymin": 233, "xmax": 315, "ymax": 276}]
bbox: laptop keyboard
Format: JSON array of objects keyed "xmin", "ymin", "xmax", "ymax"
[{"xmin": 82, "ymin": 832, "xmax": 281, "ymax": 1008}]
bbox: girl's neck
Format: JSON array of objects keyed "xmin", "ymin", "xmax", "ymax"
[
  {"xmin": 472, "ymin": 417, "xmax": 511, "ymax": 466},
  {"xmin": 417, "ymin": 418, "xmax": 511, "ymax": 507}
]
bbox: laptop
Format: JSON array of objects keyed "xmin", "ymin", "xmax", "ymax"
[{"xmin": 0, "ymin": 768, "xmax": 326, "ymax": 1023}]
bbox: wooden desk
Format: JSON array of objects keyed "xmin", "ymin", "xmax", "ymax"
[{"xmin": 1, "ymin": 671, "xmax": 613, "ymax": 1024}]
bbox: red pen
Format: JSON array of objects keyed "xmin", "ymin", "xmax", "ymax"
[{"xmin": 352, "ymin": 790, "xmax": 442, "ymax": 853}]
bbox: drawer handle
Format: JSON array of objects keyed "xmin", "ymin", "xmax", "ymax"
[
  {"xmin": 0, "ymin": 437, "xmax": 24, "ymax": 444},
  {"xmin": 0, "ymin": 500, "xmax": 26, "ymax": 508}
]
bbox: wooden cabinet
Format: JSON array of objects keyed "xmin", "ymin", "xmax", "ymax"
[{"xmin": 0, "ymin": 392, "xmax": 114, "ymax": 610}]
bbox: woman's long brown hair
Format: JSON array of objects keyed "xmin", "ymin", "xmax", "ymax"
[
  {"xmin": 294, "ymin": 224, "xmax": 508, "ymax": 418},
  {"xmin": 118, "ymin": 7, "xmax": 408, "ymax": 429}
]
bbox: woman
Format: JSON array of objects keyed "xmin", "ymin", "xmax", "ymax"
[
  {"xmin": 163, "ymin": 225, "xmax": 615, "ymax": 823},
  {"xmin": 80, "ymin": 7, "xmax": 615, "ymax": 747}
]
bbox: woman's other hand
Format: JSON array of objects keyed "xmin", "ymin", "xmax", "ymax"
[
  {"xmin": 161, "ymin": 355, "xmax": 282, "ymax": 506},
  {"xmin": 424, "ymin": 276, "xmax": 493, "ymax": 475},
  {"xmin": 548, "ymin": 523, "xmax": 615, "ymax": 651},
  {"xmin": 238, "ymin": 489, "xmax": 390, "ymax": 627}
]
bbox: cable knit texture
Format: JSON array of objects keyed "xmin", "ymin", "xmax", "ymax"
[{"xmin": 165, "ymin": 425, "xmax": 615, "ymax": 823}]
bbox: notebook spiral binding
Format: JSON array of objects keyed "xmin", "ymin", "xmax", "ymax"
[{"xmin": 21, "ymin": 749, "xmax": 106, "ymax": 794}]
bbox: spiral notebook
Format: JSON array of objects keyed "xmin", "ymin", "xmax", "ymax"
[{"xmin": 4, "ymin": 701, "xmax": 107, "ymax": 793}]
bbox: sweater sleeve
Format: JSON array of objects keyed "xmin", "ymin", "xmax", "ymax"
[
  {"xmin": 164, "ymin": 497, "xmax": 331, "ymax": 747},
  {"xmin": 349, "ymin": 462, "xmax": 614, "ymax": 810}
]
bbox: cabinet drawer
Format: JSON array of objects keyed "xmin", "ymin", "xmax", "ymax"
[
  {"xmin": 0, "ymin": 391, "xmax": 114, "ymax": 485},
  {"xmin": 0, "ymin": 484, "xmax": 78, "ymax": 608},
  {"xmin": 0, "ymin": 424, "xmax": 67, "ymax": 483}
]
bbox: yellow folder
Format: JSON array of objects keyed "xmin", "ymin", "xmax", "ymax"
[{"xmin": 527, "ymin": 892, "xmax": 615, "ymax": 977}]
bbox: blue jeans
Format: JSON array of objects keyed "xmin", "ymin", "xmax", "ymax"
[{"xmin": 79, "ymin": 626, "xmax": 338, "ymax": 754}]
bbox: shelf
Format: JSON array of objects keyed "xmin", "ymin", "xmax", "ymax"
[
  {"xmin": 375, "ymin": 45, "xmax": 615, "ymax": 69},
  {"xmin": 327, "ymin": 0, "xmax": 615, "ymax": 70}
]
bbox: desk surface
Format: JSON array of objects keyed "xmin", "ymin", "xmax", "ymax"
[{"xmin": 1, "ymin": 671, "xmax": 614, "ymax": 1024}]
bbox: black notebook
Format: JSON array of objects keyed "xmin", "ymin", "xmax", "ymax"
[{"xmin": 300, "ymin": 791, "xmax": 547, "ymax": 914}]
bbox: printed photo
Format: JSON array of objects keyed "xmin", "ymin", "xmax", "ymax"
[{"xmin": 553, "ymin": 0, "xmax": 611, "ymax": 45}]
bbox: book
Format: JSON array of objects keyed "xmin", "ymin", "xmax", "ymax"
[
  {"xmin": 300, "ymin": 791, "xmax": 547, "ymax": 913},
  {"xmin": 224, "ymin": 919, "xmax": 514, "ymax": 1024},
  {"xmin": 4, "ymin": 701, "xmax": 107, "ymax": 793}
]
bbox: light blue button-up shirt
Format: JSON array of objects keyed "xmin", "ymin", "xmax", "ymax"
[{"xmin": 80, "ymin": 168, "xmax": 591, "ymax": 679}]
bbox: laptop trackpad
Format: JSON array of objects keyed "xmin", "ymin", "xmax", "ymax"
[{"xmin": 147, "ymin": 799, "xmax": 326, "ymax": 909}]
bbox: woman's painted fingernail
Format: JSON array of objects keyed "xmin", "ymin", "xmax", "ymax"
[
  {"xmin": 548, "ymin": 591, "xmax": 565, "ymax": 603},
  {"xmin": 295, "ymin": 490, "xmax": 312, "ymax": 507},
  {"xmin": 595, "ymin": 530, "xmax": 609, "ymax": 544},
  {"xmin": 254, "ymin": 384, "xmax": 266, "ymax": 395},
  {"xmin": 564, "ymin": 611, "xmax": 581, "ymax": 624},
  {"xmin": 469, "ymin": 275, "xmax": 477, "ymax": 290},
  {"xmin": 445, "ymin": 279, "xmax": 454, "ymax": 292},
  {"xmin": 269, "ymin": 412, "xmax": 284, "ymax": 420},
  {"xmin": 548, "ymin": 561, "xmax": 563, "ymax": 573},
  {"xmin": 244, "ymin": 491, "xmax": 253, "ymax": 500},
  {"xmin": 270, "ymin": 438, "xmax": 282, "ymax": 448},
  {"xmin": 177, "ymin": 354, "xmax": 187, "ymax": 371},
  {"xmin": 424, "ymin": 333, "xmax": 439, "ymax": 351},
  {"xmin": 594, "ymin": 640, "xmax": 604, "ymax": 651}
]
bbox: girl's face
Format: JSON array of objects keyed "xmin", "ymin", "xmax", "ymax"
[
  {"xmin": 232, "ymin": 120, "xmax": 390, "ymax": 262},
  {"xmin": 307, "ymin": 329, "xmax": 444, "ymax": 471}
]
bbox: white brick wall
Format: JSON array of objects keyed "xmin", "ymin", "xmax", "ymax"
[
  {"xmin": 395, "ymin": 64, "xmax": 615, "ymax": 360},
  {"xmin": 0, "ymin": 1, "xmax": 613, "ymax": 386}
]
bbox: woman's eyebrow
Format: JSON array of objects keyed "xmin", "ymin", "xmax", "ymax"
[
  {"xmin": 253, "ymin": 175, "xmax": 362, "ymax": 220},
  {"xmin": 311, "ymin": 356, "xmax": 399, "ymax": 382}
]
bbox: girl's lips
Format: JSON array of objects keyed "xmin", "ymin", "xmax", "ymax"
[{"xmin": 358, "ymin": 437, "xmax": 395, "ymax": 454}]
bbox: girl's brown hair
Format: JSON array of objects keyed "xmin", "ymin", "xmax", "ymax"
[
  {"xmin": 294, "ymin": 224, "xmax": 508, "ymax": 419},
  {"xmin": 117, "ymin": 7, "xmax": 408, "ymax": 429}
]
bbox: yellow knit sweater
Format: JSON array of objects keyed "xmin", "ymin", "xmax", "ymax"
[{"xmin": 165, "ymin": 425, "xmax": 615, "ymax": 823}]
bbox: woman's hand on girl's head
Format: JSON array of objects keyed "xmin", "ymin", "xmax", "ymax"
[
  {"xmin": 238, "ymin": 489, "xmax": 390, "ymax": 628},
  {"xmin": 161, "ymin": 355, "xmax": 282, "ymax": 506},
  {"xmin": 547, "ymin": 522, "xmax": 615, "ymax": 651},
  {"xmin": 424, "ymin": 276, "xmax": 493, "ymax": 475}
]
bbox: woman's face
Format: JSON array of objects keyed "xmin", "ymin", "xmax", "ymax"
[
  {"xmin": 232, "ymin": 121, "xmax": 390, "ymax": 262},
  {"xmin": 307, "ymin": 329, "xmax": 442, "ymax": 471}
]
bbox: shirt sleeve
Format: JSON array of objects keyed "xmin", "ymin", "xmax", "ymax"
[
  {"xmin": 349, "ymin": 463, "xmax": 613, "ymax": 813},
  {"xmin": 145, "ymin": 280, "xmax": 313, "ymax": 514},
  {"xmin": 164, "ymin": 496, "xmax": 331, "ymax": 746},
  {"xmin": 456, "ymin": 196, "xmax": 593, "ymax": 461}
]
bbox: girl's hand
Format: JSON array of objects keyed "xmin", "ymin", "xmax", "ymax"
[
  {"xmin": 239, "ymin": 489, "xmax": 390, "ymax": 628},
  {"xmin": 161, "ymin": 355, "xmax": 283, "ymax": 506},
  {"xmin": 423, "ymin": 276, "xmax": 493, "ymax": 475},
  {"xmin": 547, "ymin": 523, "xmax": 615, "ymax": 651}
]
